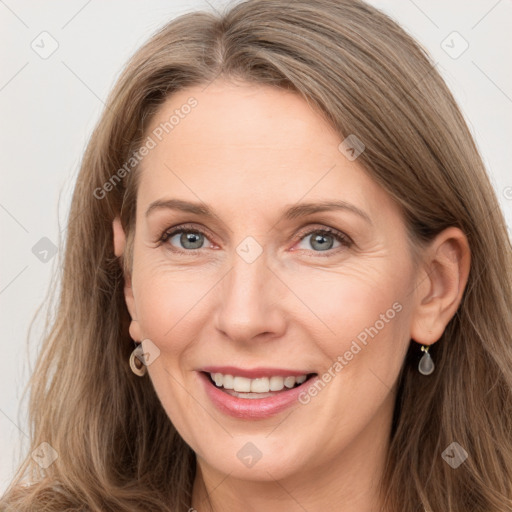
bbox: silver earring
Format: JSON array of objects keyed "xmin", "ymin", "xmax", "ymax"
[
  {"xmin": 129, "ymin": 343, "xmax": 147, "ymax": 377},
  {"xmin": 418, "ymin": 345, "xmax": 435, "ymax": 375}
]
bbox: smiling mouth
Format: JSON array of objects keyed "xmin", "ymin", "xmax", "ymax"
[{"xmin": 203, "ymin": 371, "xmax": 317, "ymax": 399}]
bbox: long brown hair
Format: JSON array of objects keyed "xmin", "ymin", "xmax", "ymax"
[{"xmin": 2, "ymin": 1, "xmax": 511, "ymax": 510}]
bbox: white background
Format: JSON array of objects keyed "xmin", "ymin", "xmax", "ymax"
[{"xmin": 1, "ymin": 0, "xmax": 511, "ymax": 493}]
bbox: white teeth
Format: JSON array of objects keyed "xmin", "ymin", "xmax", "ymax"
[
  {"xmin": 233, "ymin": 376, "xmax": 251, "ymax": 392},
  {"xmin": 209, "ymin": 372, "xmax": 310, "ymax": 393},
  {"xmin": 251, "ymin": 377, "xmax": 270, "ymax": 393},
  {"xmin": 222, "ymin": 374, "xmax": 234, "ymax": 389},
  {"xmin": 269, "ymin": 376, "xmax": 284, "ymax": 391},
  {"xmin": 284, "ymin": 376, "xmax": 296, "ymax": 389}
]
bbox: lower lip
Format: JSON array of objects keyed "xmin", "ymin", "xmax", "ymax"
[{"xmin": 198, "ymin": 371, "xmax": 318, "ymax": 419}]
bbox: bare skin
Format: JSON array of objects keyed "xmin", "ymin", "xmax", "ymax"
[{"xmin": 113, "ymin": 79, "xmax": 470, "ymax": 512}]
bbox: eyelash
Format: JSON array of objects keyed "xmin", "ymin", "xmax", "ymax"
[{"xmin": 157, "ymin": 223, "xmax": 353, "ymax": 257}]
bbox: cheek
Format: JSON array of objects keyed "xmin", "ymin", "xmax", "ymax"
[
  {"xmin": 284, "ymin": 262, "xmax": 412, "ymax": 388},
  {"xmin": 131, "ymin": 264, "xmax": 216, "ymax": 353},
  {"xmin": 289, "ymin": 266, "xmax": 406, "ymax": 338}
]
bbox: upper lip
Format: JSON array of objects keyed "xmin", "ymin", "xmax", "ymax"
[{"xmin": 200, "ymin": 366, "xmax": 315, "ymax": 379}]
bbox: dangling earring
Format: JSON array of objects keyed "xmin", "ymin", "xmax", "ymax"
[
  {"xmin": 418, "ymin": 345, "xmax": 435, "ymax": 375},
  {"xmin": 129, "ymin": 343, "xmax": 147, "ymax": 377}
]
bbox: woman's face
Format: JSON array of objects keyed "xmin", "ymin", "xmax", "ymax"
[{"xmin": 117, "ymin": 80, "xmax": 422, "ymax": 482}]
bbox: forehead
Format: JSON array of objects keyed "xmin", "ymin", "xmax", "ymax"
[{"xmin": 136, "ymin": 80, "xmax": 394, "ymax": 221}]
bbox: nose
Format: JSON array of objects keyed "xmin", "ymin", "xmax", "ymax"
[{"xmin": 214, "ymin": 247, "xmax": 287, "ymax": 345}]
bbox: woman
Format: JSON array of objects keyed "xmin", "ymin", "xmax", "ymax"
[{"xmin": 1, "ymin": 0, "xmax": 511, "ymax": 510}]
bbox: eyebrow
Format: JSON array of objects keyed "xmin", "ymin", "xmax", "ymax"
[{"xmin": 145, "ymin": 198, "xmax": 372, "ymax": 225}]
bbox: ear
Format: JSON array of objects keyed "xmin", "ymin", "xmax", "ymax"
[
  {"xmin": 410, "ymin": 226, "xmax": 471, "ymax": 345},
  {"xmin": 113, "ymin": 216, "xmax": 142, "ymax": 342}
]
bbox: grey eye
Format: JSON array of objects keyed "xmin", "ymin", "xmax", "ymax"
[
  {"xmin": 170, "ymin": 231, "xmax": 205, "ymax": 250},
  {"xmin": 297, "ymin": 231, "xmax": 341, "ymax": 252}
]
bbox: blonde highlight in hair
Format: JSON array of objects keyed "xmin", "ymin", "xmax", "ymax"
[{"xmin": 2, "ymin": 1, "xmax": 511, "ymax": 510}]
